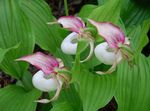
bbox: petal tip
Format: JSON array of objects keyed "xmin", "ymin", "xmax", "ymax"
[{"xmin": 16, "ymin": 52, "xmax": 59, "ymax": 75}]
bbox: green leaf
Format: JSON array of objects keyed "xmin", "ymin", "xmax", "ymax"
[
  {"xmin": 50, "ymin": 102, "xmax": 74, "ymax": 111},
  {"xmin": 21, "ymin": 0, "xmax": 63, "ymax": 53},
  {"xmin": 72, "ymin": 50, "xmax": 117, "ymax": 111},
  {"xmin": 97, "ymin": 0, "xmax": 109, "ymax": 5},
  {"xmin": 127, "ymin": 19, "xmax": 150, "ymax": 54},
  {"xmin": 0, "ymin": 43, "xmax": 20, "ymax": 63},
  {"xmin": 77, "ymin": 67, "xmax": 117, "ymax": 111},
  {"xmin": 115, "ymin": 55, "xmax": 150, "ymax": 111},
  {"xmin": 52, "ymin": 84, "xmax": 82, "ymax": 111},
  {"xmin": 89, "ymin": 0, "xmax": 121, "ymax": 24},
  {"xmin": 0, "ymin": 49, "xmax": 8, "ymax": 63},
  {"xmin": 122, "ymin": 1, "xmax": 150, "ymax": 27},
  {"xmin": 21, "ymin": 71, "xmax": 34, "ymax": 91},
  {"xmin": 0, "ymin": 85, "xmax": 41, "ymax": 111},
  {"xmin": 0, "ymin": 0, "xmax": 35, "ymax": 79},
  {"xmin": 78, "ymin": 4, "xmax": 97, "ymax": 18}
]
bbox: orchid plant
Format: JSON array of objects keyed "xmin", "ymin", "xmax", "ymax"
[
  {"xmin": 16, "ymin": 52, "xmax": 70, "ymax": 103},
  {"xmin": 16, "ymin": 16, "xmax": 132, "ymax": 104},
  {"xmin": 0, "ymin": 0, "xmax": 150, "ymax": 111}
]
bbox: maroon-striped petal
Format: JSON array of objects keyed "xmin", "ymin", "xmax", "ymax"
[
  {"xmin": 58, "ymin": 16, "xmax": 85, "ymax": 33},
  {"xmin": 88, "ymin": 19, "xmax": 125, "ymax": 49},
  {"xmin": 16, "ymin": 52, "xmax": 59, "ymax": 75}
]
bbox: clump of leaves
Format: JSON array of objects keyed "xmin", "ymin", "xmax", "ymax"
[{"xmin": 0, "ymin": 0, "xmax": 150, "ymax": 111}]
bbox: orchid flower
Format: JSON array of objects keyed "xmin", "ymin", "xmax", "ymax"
[
  {"xmin": 16, "ymin": 52, "xmax": 70, "ymax": 103},
  {"xmin": 88, "ymin": 19, "xmax": 133, "ymax": 74},
  {"xmin": 48, "ymin": 16, "xmax": 95, "ymax": 62}
]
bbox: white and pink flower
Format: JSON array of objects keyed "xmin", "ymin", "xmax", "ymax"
[
  {"xmin": 57, "ymin": 16, "xmax": 94, "ymax": 62},
  {"xmin": 88, "ymin": 19, "xmax": 132, "ymax": 74},
  {"xmin": 16, "ymin": 52, "xmax": 69, "ymax": 103}
]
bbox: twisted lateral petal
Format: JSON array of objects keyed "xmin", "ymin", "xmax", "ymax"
[
  {"xmin": 88, "ymin": 19, "xmax": 125, "ymax": 49},
  {"xmin": 58, "ymin": 16, "xmax": 85, "ymax": 33},
  {"xmin": 80, "ymin": 39, "xmax": 94, "ymax": 63},
  {"xmin": 16, "ymin": 52, "xmax": 59, "ymax": 75}
]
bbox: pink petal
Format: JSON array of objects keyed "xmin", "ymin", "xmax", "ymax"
[
  {"xmin": 88, "ymin": 19, "xmax": 125, "ymax": 48},
  {"xmin": 58, "ymin": 16, "xmax": 85, "ymax": 33},
  {"xmin": 16, "ymin": 52, "xmax": 59, "ymax": 75}
]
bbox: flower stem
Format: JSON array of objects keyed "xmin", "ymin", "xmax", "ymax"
[{"xmin": 64, "ymin": 0, "xmax": 69, "ymax": 16}]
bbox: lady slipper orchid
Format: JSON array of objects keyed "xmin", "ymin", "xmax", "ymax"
[
  {"xmin": 88, "ymin": 19, "xmax": 133, "ymax": 74},
  {"xmin": 49, "ymin": 16, "xmax": 95, "ymax": 62},
  {"xmin": 16, "ymin": 52, "xmax": 70, "ymax": 103}
]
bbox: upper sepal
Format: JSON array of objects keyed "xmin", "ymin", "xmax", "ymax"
[
  {"xmin": 58, "ymin": 16, "xmax": 85, "ymax": 33},
  {"xmin": 88, "ymin": 19, "xmax": 125, "ymax": 49},
  {"xmin": 16, "ymin": 52, "xmax": 59, "ymax": 75}
]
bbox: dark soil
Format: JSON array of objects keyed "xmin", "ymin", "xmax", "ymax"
[
  {"xmin": 142, "ymin": 30, "xmax": 150, "ymax": 57},
  {"xmin": 99, "ymin": 98, "xmax": 118, "ymax": 111},
  {"xmin": 0, "ymin": 71, "xmax": 16, "ymax": 88}
]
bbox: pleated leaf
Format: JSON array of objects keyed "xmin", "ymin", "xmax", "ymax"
[
  {"xmin": 0, "ymin": 0, "xmax": 35, "ymax": 79},
  {"xmin": 89, "ymin": 0, "xmax": 121, "ymax": 24},
  {"xmin": 52, "ymin": 84, "xmax": 82, "ymax": 111},
  {"xmin": 21, "ymin": 0, "xmax": 63, "ymax": 53},
  {"xmin": 78, "ymin": 5, "xmax": 97, "ymax": 18},
  {"xmin": 79, "ymin": 68, "xmax": 117, "ymax": 111},
  {"xmin": 122, "ymin": 0, "xmax": 150, "ymax": 27},
  {"xmin": 115, "ymin": 55, "xmax": 150, "ymax": 111},
  {"xmin": 72, "ymin": 48, "xmax": 117, "ymax": 111},
  {"xmin": 127, "ymin": 19, "xmax": 150, "ymax": 54},
  {"xmin": 97, "ymin": 0, "xmax": 109, "ymax": 5},
  {"xmin": 0, "ymin": 43, "xmax": 19, "ymax": 63},
  {"xmin": 0, "ymin": 85, "xmax": 41, "ymax": 111},
  {"xmin": 50, "ymin": 102, "xmax": 74, "ymax": 111}
]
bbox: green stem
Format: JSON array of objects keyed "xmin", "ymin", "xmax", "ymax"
[{"xmin": 64, "ymin": 0, "xmax": 69, "ymax": 16}]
